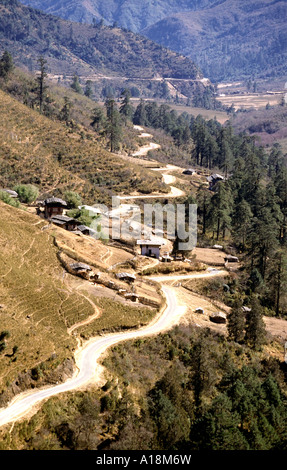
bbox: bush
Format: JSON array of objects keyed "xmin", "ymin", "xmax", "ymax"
[
  {"xmin": 64, "ymin": 191, "xmax": 82, "ymax": 209},
  {"xmin": 0, "ymin": 191, "xmax": 20, "ymax": 208},
  {"xmin": 13, "ymin": 184, "xmax": 39, "ymax": 203}
]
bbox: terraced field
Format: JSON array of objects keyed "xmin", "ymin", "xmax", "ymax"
[{"xmin": 0, "ymin": 202, "xmax": 98, "ymax": 391}]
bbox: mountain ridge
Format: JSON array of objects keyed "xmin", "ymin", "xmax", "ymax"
[
  {"xmin": 0, "ymin": 0, "xmax": 201, "ymax": 83},
  {"xmin": 19, "ymin": 0, "xmax": 287, "ymax": 81}
]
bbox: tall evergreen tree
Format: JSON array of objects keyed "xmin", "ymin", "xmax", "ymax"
[
  {"xmin": 104, "ymin": 98, "xmax": 122, "ymax": 152},
  {"xmin": 119, "ymin": 88, "xmax": 133, "ymax": 125},
  {"xmin": 228, "ymin": 297, "xmax": 245, "ymax": 343},
  {"xmin": 0, "ymin": 50, "xmax": 14, "ymax": 80},
  {"xmin": 37, "ymin": 56, "xmax": 48, "ymax": 114},
  {"xmin": 245, "ymin": 295, "xmax": 267, "ymax": 350}
]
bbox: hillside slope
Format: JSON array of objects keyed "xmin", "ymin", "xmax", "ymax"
[
  {"xmin": 19, "ymin": 0, "xmax": 221, "ymax": 32},
  {"xmin": 0, "ymin": 201, "xmax": 89, "ymax": 399},
  {"xmin": 0, "ymin": 0, "xmax": 201, "ymax": 81},
  {"xmin": 143, "ymin": 0, "xmax": 287, "ymax": 81},
  {"xmin": 0, "ymin": 88, "xmax": 167, "ymax": 203},
  {"xmin": 19, "ymin": 0, "xmax": 287, "ymax": 81}
]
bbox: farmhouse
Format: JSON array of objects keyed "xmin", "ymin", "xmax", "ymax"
[
  {"xmin": 50, "ymin": 214, "xmax": 80, "ymax": 231},
  {"xmin": 224, "ymin": 254, "xmax": 239, "ymax": 263},
  {"xmin": 209, "ymin": 312, "xmax": 227, "ymax": 324},
  {"xmin": 182, "ymin": 168, "xmax": 196, "ymax": 175},
  {"xmin": 137, "ymin": 239, "xmax": 163, "ymax": 259},
  {"xmin": 1, "ymin": 189, "xmax": 18, "ymax": 198},
  {"xmin": 43, "ymin": 197, "xmax": 67, "ymax": 219}
]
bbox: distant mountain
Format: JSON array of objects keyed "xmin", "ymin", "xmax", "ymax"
[
  {"xmin": 0, "ymin": 0, "xmax": 201, "ymax": 85},
  {"xmin": 143, "ymin": 0, "xmax": 287, "ymax": 81},
  {"xmin": 19, "ymin": 0, "xmax": 221, "ymax": 32},
  {"xmin": 19, "ymin": 0, "xmax": 287, "ymax": 81}
]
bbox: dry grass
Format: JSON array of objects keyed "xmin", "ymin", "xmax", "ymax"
[
  {"xmin": 216, "ymin": 93, "xmax": 282, "ymax": 111},
  {"xmin": 0, "ymin": 89, "xmax": 167, "ymax": 205},
  {"xmin": 0, "ymin": 201, "xmax": 164, "ymax": 392}
]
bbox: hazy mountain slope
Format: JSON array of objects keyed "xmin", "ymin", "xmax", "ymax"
[
  {"xmin": 143, "ymin": 0, "xmax": 287, "ymax": 81},
  {"xmin": 19, "ymin": 0, "xmax": 287, "ymax": 82},
  {"xmin": 19, "ymin": 0, "xmax": 221, "ymax": 32},
  {"xmin": 0, "ymin": 0, "xmax": 201, "ymax": 81}
]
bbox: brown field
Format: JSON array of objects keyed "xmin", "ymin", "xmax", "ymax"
[{"xmin": 216, "ymin": 92, "xmax": 283, "ymax": 111}]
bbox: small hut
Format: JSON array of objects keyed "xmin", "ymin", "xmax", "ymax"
[
  {"xmin": 137, "ymin": 239, "xmax": 163, "ymax": 259},
  {"xmin": 116, "ymin": 272, "xmax": 136, "ymax": 283},
  {"xmin": 69, "ymin": 262, "xmax": 93, "ymax": 279}
]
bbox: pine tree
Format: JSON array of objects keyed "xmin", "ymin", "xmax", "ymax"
[
  {"xmin": 266, "ymin": 249, "xmax": 287, "ymax": 316},
  {"xmin": 245, "ymin": 295, "xmax": 267, "ymax": 350},
  {"xmin": 119, "ymin": 88, "xmax": 133, "ymax": 125},
  {"xmin": 208, "ymin": 182, "xmax": 233, "ymax": 240},
  {"xmin": 0, "ymin": 50, "xmax": 14, "ymax": 80},
  {"xmin": 104, "ymin": 98, "xmax": 122, "ymax": 152},
  {"xmin": 37, "ymin": 56, "xmax": 48, "ymax": 114},
  {"xmin": 232, "ymin": 198, "xmax": 253, "ymax": 249},
  {"xmin": 71, "ymin": 74, "xmax": 83, "ymax": 94},
  {"xmin": 228, "ymin": 297, "xmax": 245, "ymax": 343}
]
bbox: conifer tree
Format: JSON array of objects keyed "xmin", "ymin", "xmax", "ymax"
[
  {"xmin": 245, "ymin": 295, "xmax": 267, "ymax": 350},
  {"xmin": 104, "ymin": 98, "xmax": 122, "ymax": 152},
  {"xmin": 37, "ymin": 56, "xmax": 48, "ymax": 113},
  {"xmin": 119, "ymin": 88, "xmax": 133, "ymax": 125},
  {"xmin": 228, "ymin": 297, "xmax": 245, "ymax": 343}
]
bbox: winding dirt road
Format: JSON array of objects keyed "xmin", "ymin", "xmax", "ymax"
[
  {"xmin": 0, "ymin": 126, "xmax": 216, "ymax": 428},
  {"xmin": 0, "ymin": 271, "xmax": 226, "ymax": 428}
]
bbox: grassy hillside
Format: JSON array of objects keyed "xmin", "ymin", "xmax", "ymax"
[
  {"xmin": 0, "ymin": 201, "xmax": 87, "ymax": 398},
  {"xmin": 0, "ymin": 198, "xmax": 162, "ymax": 406},
  {"xmin": 0, "ymin": 88, "xmax": 167, "ymax": 204}
]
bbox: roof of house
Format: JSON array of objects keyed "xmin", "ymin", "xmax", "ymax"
[
  {"xmin": 116, "ymin": 272, "xmax": 136, "ymax": 280},
  {"xmin": 70, "ymin": 262, "xmax": 92, "ymax": 271},
  {"xmin": 207, "ymin": 174, "xmax": 225, "ymax": 182},
  {"xmin": 44, "ymin": 197, "xmax": 67, "ymax": 206},
  {"xmin": 77, "ymin": 225, "xmax": 90, "ymax": 232},
  {"xmin": 1, "ymin": 189, "xmax": 18, "ymax": 197},
  {"xmin": 137, "ymin": 239, "xmax": 163, "ymax": 246}
]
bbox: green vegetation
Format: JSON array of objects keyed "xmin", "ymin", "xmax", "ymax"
[
  {"xmin": 13, "ymin": 184, "xmax": 39, "ymax": 203},
  {"xmin": 1, "ymin": 322, "xmax": 287, "ymax": 450}
]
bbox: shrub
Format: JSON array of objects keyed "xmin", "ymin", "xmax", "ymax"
[
  {"xmin": 64, "ymin": 191, "xmax": 82, "ymax": 209},
  {"xmin": 0, "ymin": 191, "xmax": 20, "ymax": 208},
  {"xmin": 13, "ymin": 184, "xmax": 39, "ymax": 203}
]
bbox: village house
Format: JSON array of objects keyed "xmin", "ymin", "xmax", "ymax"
[
  {"xmin": 50, "ymin": 214, "xmax": 81, "ymax": 231},
  {"xmin": 224, "ymin": 254, "xmax": 239, "ymax": 263},
  {"xmin": 1, "ymin": 189, "xmax": 18, "ymax": 198},
  {"xmin": 42, "ymin": 197, "xmax": 68, "ymax": 219},
  {"xmin": 137, "ymin": 239, "xmax": 163, "ymax": 259},
  {"xmin": 182, "ymin": 168, "xmax": 196, "ymax": 175}
]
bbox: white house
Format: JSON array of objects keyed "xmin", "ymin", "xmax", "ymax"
[{"xmin": 137, "ymin": 239, "xmax": 163, "ymax": 259}]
